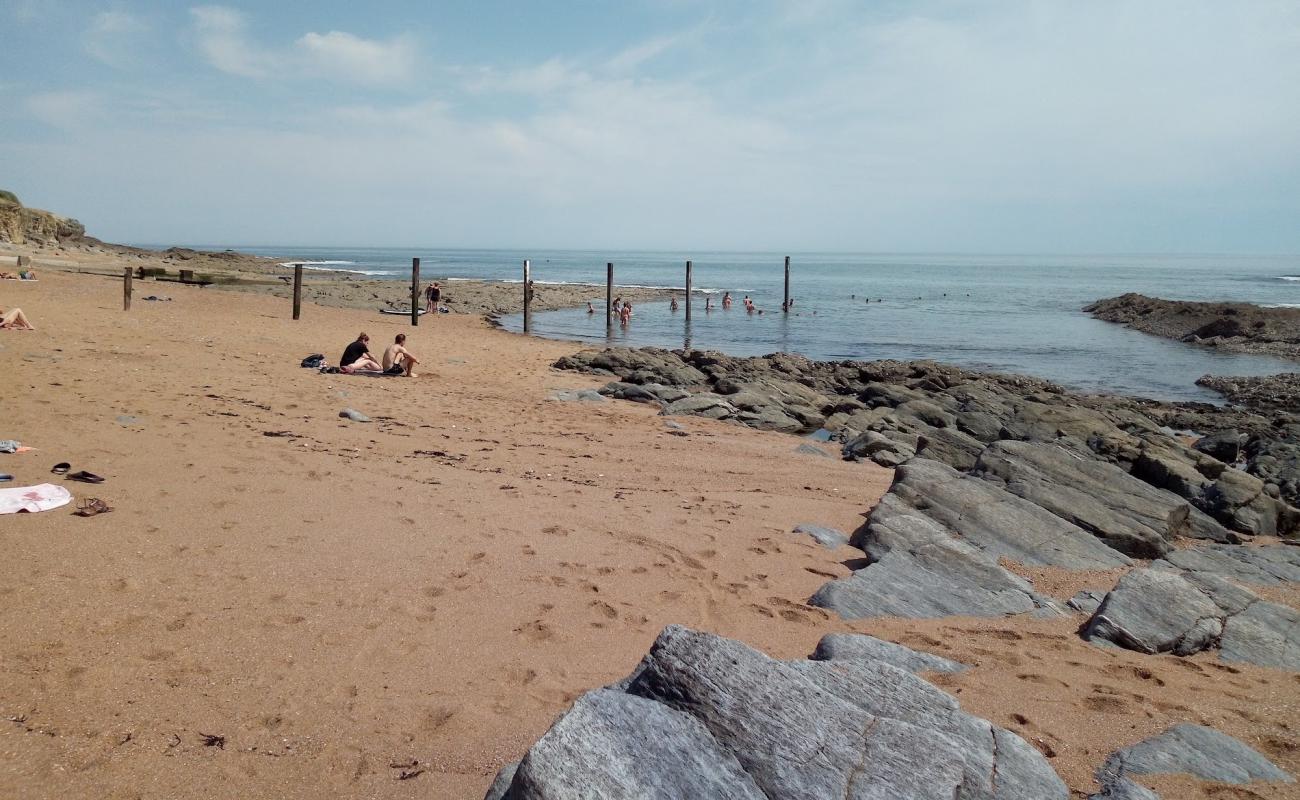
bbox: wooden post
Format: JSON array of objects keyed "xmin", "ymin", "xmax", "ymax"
[
  {"xmin": 292, "ymin": 263, "xmax": 303, "ymax": 320},
  {"xmin": 783, "ymin": 255, "xmax": 791, "ymax": 312},
  {"xmin": 411, "ymin": 258, "xmax": 420, "ymax": 327},
  {"xmin": 606, "ymin": 262, "xmax": 614, "ymax": 330},
  {"xmin": 122, "ymin": 266, "xmax": 132, "ymax": 311},
  {"xmin": 685, "ymin": 260, "xmax": 693, "ymax": 321},
  {"xmin": 523, "ymin": 259, "xmax": 532, "ymax": 333}
]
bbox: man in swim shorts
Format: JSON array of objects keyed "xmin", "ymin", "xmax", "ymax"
[{"xmin": 381, "ymin": 333, "xmax": 420, "ymax": 377}]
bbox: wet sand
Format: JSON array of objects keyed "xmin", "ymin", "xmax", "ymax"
[{"xmin": 1, "ymin": 266, "xmax": 1297, "ymax": 799}]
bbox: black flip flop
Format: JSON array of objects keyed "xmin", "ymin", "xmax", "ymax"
[
  {"xmin": 0, "ymin": 474, "xmax": 13, "ymax": 482},
  {"xmin": 51, "ymin": 462, "xmax": 70, "ymax": 475},
  {"xmin": 67, "ymin": 471, "xmax": 105, "ymax": 484}
]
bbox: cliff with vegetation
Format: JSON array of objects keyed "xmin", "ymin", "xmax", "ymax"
[{"xmin": 0, "ymin": 189, "xmax": 86, "ymax": 246}]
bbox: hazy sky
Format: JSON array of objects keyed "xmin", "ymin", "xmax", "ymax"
[{"xmin": 3, "ymin": 1, "xmax": 1298, "ymax": 252}]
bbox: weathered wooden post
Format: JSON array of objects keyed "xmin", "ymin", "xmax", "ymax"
[
  {"xmin": 411, "ymin": 258, "xmax": 421, "ymax": 327},
  {"xmin": 523, "ymin": 259, "xmax": 532, "ymax": 333},
  {"xmin": 783, "ymin": 255, "xmax": 791, "ymax": 312},
  {"xmin": 606, "ymin": 262, "xmax": 614, "ymax": 331},
  {"xmin": 123, "ymin": 266, "xmax": 132, "ymax": 311},
  {"xmin": 291, "ymin": 264, "xmax": 303, "ymax": 320},
  {"xmin": 685, "ymin": 260, "xmax": 693, "ymax": 321}
]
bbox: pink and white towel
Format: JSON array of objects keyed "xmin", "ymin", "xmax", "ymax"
[{"xmin": 0, "ymin": 483, "xmax": 73, "ymax": 514}]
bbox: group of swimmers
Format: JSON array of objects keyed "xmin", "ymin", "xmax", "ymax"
[
  {"xmin": 338, "ymin": 331, "xmax": 420, "ymax": 376},
  {"xmin": 584, "ymin": 290, "xmax": 783, "ymax": 324}
]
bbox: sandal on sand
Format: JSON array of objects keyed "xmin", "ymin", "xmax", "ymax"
[
  {"xmin": 75, "ymin": 498, "xmax": 113, "ymax": 517},
  {"xmin": 51, "ymin": 462, "xmax": 70, "ymax": 475},
  {"xmin": 0, "ymin": 474, "xmax": 12, "ymax": 483},
  {"xmin": 68, "ymin": 471, "xmax": 105, "ymax": 484}
]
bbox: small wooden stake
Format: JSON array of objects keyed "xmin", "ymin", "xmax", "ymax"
[
  {"xmin": 411, "ymin": 258, "xmax": 421, "ymax": 327},
  {"xmin": 783, "ymin": 255, "xmax": 791, "ymax": 312},
  {"xmin": 123, "ymin": 266, "xmax": 132, "ymax": 311},
  {"xmin": 685, "ymin": 260, "xmax": 693, "ymax": 321},
  {"xmin": 523, "ymin": 259, "xmax": 532, "ymax": 333},
  {"xmin": 292, "ymin": 263, "xmax": 303, "ymax": 320},
  {"xmin": 606, "ymin": 262, "xmax": 614, "ymax": 330}
]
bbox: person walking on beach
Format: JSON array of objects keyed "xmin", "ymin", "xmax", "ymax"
[
  {"xmin": 340, "ymin": 332, "xmax": 382, "ymax": 372},
  {"xmin": 424, "ymin": 282, "xmax": 442, "ymax": 313},
  {"xmin": 382, "ymin": 333, "xmax": 420, "ymax": 377}
]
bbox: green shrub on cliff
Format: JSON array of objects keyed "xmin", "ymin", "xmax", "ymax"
[{"xmin": 0, "ymin": 190, "xmax": 19, "ymax": 207}]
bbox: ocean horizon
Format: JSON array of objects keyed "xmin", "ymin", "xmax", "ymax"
[{"xmin": 139, "ymin": 244, "xmax": 1300, "ymax": 403}]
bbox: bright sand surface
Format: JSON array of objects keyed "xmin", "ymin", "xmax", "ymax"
[{"xmin": 2, "ymin": 269, "xmax": 1298, "ymax": 799}]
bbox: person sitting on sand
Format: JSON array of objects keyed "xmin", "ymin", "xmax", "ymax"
[
  {"xmin": 619, "ymin": 301, "xmax": 633, "ymax": 325},
  {"xmin": 670, "ymin": 295, "xmax": 679, "ymax": 311},
  {"xmin": 382, "ymin": 333, "xmax": 420, "ymax": 377},
  {"xmin": 0, "ymin": 306, "xmax": 34, "ymax": 330},
  {"xmin": 722, "ymin": 292, "xmax": 732, "ymax": 309},
  {"xmin": 340, "ymin": 332, "xmax": 382, "ymax": 372}
]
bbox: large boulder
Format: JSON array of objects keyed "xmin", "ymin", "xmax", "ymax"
[
  {"xmin": 878, "ymin": 459, "xmax": 1132, "ymax": 569},
  {"xmin": 1082, "ymin": 568, "xmax": 1300, "ymax": 670},
  {"xmin": 974, "ymin": 441, "xmax": 1231, "ymax": 557},
  {"xmin": 1097, "ymin": 724, "xmax": 1292, "ymax": 786},
  {"xmin": 1155, "ymin": 544, "xmax": 1300, "ymax": 585},
  {"xmin": 493, "ymin": 625, "xmax": 1067, "ymax": 800},
  {"xmin": 810, "ymin": 495, "xmax": 1063, "ymax": 619}
]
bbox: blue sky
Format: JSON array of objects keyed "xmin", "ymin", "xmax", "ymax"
[{"xmin": 2, "ymin": 1, "xmax": 1298, "ymax": 252}]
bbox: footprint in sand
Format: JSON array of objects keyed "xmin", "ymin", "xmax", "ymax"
[{"xmin": 514, "ymin": 620, "xmax": 554, "ymax": 642}]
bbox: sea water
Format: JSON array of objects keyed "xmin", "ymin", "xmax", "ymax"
[{"xmin": 199, "ymin": 247, "xmax": 1300, "ymax": 403}]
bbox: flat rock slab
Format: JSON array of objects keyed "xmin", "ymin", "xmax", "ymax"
[
  {"xmin": 1084, "ymin": 568, "xmax": 1300, "ymax": 670},
  {"xmin": 882, "ymin": 458, "xmax": 1133, "ymax": 569},
  {"xmin": 549, "ymin": 389, "xmax": 606, "ymax": 402},
  {"xmin": 791, "ymin": 523, "xmax": 848, "ymax": 549},
  {"xmin": 1157, "ymin": 544, "xmax": 1300, "ymax": 585},
  {"xmin": 1100, "ymin": 723, "xmax": 1292, "ymax": 786},
  {"xmin": 811, "ymin": 633, "xmax": 967, "ymax": 674},
  {"xmin": 491, "ymin": 625, "xmax": 1066, "ymax": 800},
  {"xmin": 810, "ymin": 497, "xmax": 1063, "ymax": 619}
]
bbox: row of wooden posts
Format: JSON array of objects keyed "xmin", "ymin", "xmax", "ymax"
[{"xmin": 122, "ymin": 256, "xmax": 795, "ymax": 329}]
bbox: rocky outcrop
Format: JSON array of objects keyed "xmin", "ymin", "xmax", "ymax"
[
  {"xmin": 1082, "ymin": 567, "xmax": 1300, "ymax": 670},
  {"xmin": 1085, "ymin": 293, "xmax": 1300, "ymax": 362},
  {"xmin": 1097, "ymin": 724, "xmax": 1292, "ymax": 786},
  {"xmin": 555, "ymin": 348, "xmax": 1300, "ymax": 534},
  {"xmin": 811, "ymin": 633, "xmax": 967, "ymax": 674},
  {"xmin": 0, "ymin": 191, "xmax": 85, "ymax": 246},
  {"xmin": 488, "ymin": 625, "xmax": 1067, "ymax": 800},
  {"xmin": 1196, "ymin": 373, "xmax": 1300, "ymax": 414}
]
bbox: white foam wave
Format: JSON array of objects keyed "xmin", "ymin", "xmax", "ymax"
[
  {"xmin": 1262, "ymin": 303, "xmax": 1300, "ymax": 308},
  {"xmin": 1277, "ymin": 276, "xmax": 1300, "ymax": 281},
  {"xmin": 279, "ymin": 260, "xmax": 356, "ymax": 267}
]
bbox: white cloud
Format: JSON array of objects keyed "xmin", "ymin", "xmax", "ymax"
[
  {"xmin": 84, "ymin": 10, "xmax": 148, "ymax": 68},
  {"xmin": 26, "ymin": 90, "xmax": 102, "ymax": 129},
  {"xmin": 190, "ymin": 5, "xmax": 418, "ymax": 86}
]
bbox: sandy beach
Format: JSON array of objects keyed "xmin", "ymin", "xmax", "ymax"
[{"xmin": 2, "ymin": 264, "xmax": 1299, "ymax": 799}]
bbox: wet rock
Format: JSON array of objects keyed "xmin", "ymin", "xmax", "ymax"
[
  {"xmin": 811, "ymin": 633, "xmax": 967, "ymax": 674},
  {"xmin": 1098, "ymin": 724, "xmax": 1292, "ymax": 785}
]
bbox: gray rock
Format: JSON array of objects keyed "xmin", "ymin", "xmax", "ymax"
[
  {"xmin": 499, "ymin": 689, "xmax": 765, "ymax": 799},
  {"xmin": 1156, "ymin": 544, "xmax": 1300, "ymax": 585},
  {"xmin": 1099, "ymin": 724, "xmax": 1292, "ymax": 785},
  {"xmin": 843, "ymin": 430, "xmax": 917, "ymax": 467},
  {"xmin": 1082, "ymin": 569, "xmax": 1223, "ymax": 656},
  {"xmin": 811, "ymin": 499, "xmax": 1063, "ymax": 619},
  {"xmin": 975, "ymin": 441, "xmax": 1220, "ymax": 558},
  {"xmin": 811, "ymin": 633, "xmax": 967, "ymax": 674},
  {"xmin": 338, "ymin": 408, "xmax": 370, "ymax": 422},
  {"xmin": 879, "ymin": 459, "xmax": 1132, "ymax": 569},
  {"xmin": 660, "ymin": 393, "xmax": 737, "ymax": 420},
  {"xmin": 1067, "ymin": 590, "xmax": 1106, "ymax": 615},
  {"xmin": 1194, "ymin": 429, "xmax": 1244, "ymax": 463},
  {"xmin": 1083, "ymin": 567, "xmax": 1300, "ymax": 670},
  {"xmin": 599, "ymin": 381, "xmax": 660, "ymax": 403},
  {"xmin": 482, "ymin": 762, "xmax": 518, "ymax": 800},
  {"xmin": 792, "ymin": 524, "xmax": 848, "ymax": 549}
]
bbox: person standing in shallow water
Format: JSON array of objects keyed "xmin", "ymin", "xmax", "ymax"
[
  {"xmin": 619, "ymin": 301, "xmax": 633, "ymax": 326},
  {"xmin": 722, "ymin": 292, "xmax": 732, "ymax": 309},
  {"xmin": 670, "ymin": 295, "xmax": 679, "ymax": 311}
]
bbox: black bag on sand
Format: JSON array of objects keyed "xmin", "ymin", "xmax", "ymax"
[{"xmin": 301, "ymin": 354, "xmax": 326, "ymax": 368}]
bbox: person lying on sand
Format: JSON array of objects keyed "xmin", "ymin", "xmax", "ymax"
[
  {"xmin": 0, "ymin": 307, "xmax": 34, "ymax": 330},
  {"xmin": 340, "ymin": 332, "xmax": 382, "ymax": 372},
  {"xmin": 381, "ymin": 333, "xmax": 420, "ymax": 377}
]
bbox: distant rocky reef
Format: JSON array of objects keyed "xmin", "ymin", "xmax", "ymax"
[{"xmin": 1085, "ymin": 293, "xmax": 1300, "ymax": 362}]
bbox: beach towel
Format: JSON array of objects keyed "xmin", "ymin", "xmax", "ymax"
[{"xmin": 0, "ymin": 483, "xmax": 73, "ymax": 514}]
